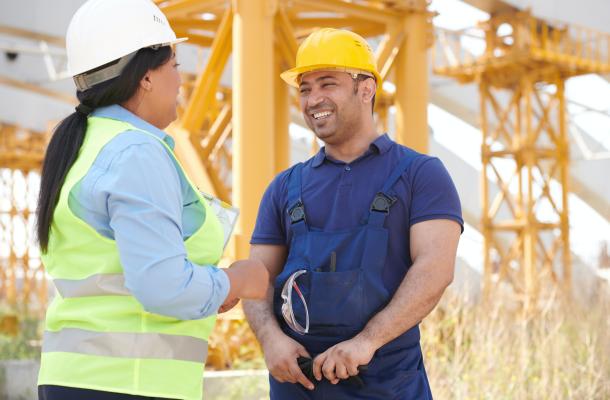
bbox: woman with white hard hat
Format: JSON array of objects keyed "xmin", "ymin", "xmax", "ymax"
[{"xmin": 36, "ymin": 1, "xmax": 268, "ymax": 399}]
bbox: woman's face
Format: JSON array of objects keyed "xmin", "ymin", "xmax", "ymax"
[{"xmin": 146, "ymin": 50, "xmax": 182, "ymax": 129}]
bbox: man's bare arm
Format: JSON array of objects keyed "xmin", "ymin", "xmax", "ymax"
[
  {"xmin": 313, "ymin": 219, "xmax": 461, "ymax": 382},
  {"xmin": 243, "ymin": 244, "xmax": 314, "ymax": 390},
  {"xmin": 243, "ymin": 244, "xmax": 286, "ymax": 344},
  {"xmin": 358, "ymin": 219, "xmax": 461, "ymax": 347}
]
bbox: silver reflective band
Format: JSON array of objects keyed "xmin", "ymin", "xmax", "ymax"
[
  {"xmin": 54, "ymin": 274, "xmax": 131, "ymax": 298},
  {"xmin": 73, "ymin": 51, "xmax": 138, "ymax": 91},
  {"xmin": 42, "ymin": 328, "xmax": 208, "ymax": 363}
]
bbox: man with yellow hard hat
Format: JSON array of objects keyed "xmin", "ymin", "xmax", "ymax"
[{"xmin": 244, "ymin": 28, "xmax": 463, "ymax": 399}]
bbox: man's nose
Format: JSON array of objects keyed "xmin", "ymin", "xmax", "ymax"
[{"xmin": 307, "ymin": 89, "xmax": 325, "ymax": 110}]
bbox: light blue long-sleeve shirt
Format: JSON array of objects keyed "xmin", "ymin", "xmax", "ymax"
[{"xmin": 67, "ymin": 104, "xmax": 230, "ymax": 320}]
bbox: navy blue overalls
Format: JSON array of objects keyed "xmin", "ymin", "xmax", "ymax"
[{"xmin": 271, "ymin": 154, "xmax": 433, "ymax": 400}]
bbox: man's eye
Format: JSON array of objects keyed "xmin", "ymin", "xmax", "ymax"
[
  {"xmin": 322, "ymin": 83, "xmax": 336, "ymax": 87},
  {"xmin": 300, "ymin": 88, "xmax": 310, "ymax": 94}
]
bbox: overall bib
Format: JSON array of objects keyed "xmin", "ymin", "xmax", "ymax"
[{"xmin": 271, "ymin": 154, "xmax": 433, "ymax": 400}]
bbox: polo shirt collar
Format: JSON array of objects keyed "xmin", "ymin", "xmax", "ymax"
[{"xmin": 312, "ymin": 133, "xmax": 393, "ymax": 168}]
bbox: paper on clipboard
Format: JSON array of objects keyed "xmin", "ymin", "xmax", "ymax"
[{"xmin": 200, "ymin": 191, "xmax": 239, "ymax": 250}]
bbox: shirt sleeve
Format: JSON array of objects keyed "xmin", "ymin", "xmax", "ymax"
[
  {"xmin": 409, "ymin": 157, "xmax": 464, "ymax": 232},
  {"xmin": 250, "ymin": 172, "xmax": 288, "ymax": 245},
  {"xmin": 96, "ymin": 140, "xmax": 230, "ymax": 320}
]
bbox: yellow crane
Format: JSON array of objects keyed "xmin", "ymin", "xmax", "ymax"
[{"xmin": 434, "ymin": 9, "xmax": 610, "ymax": 308}]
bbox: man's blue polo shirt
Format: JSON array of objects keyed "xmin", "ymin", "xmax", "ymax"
[{"xmin": 251, "ymin": 133, "xmax": 463, "ymax": 292}]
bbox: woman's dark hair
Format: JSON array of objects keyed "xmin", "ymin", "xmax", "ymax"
[{"xmin": 37, "ymin": 46, "xmax": 172, "ymax": 252}]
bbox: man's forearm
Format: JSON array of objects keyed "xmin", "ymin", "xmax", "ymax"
[
  {"xmin": 245, "ymin": 244, "xmax": 288, "ymax": 346},
  {"xmin": 356, "ymin": 259, "xmax": 452, "ymax": 350},
  {"xmin": 243, "ymin": 291, "xmax": 282, "ymax": 346}
]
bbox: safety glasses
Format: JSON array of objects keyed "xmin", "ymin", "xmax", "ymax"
[{"xmin": 281, "ymin": 269, "xmax": 309, "ymax": 335}]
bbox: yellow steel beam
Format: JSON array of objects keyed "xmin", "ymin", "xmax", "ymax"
[
  {"xmin": 0, "ymin": 75, "xmax": 76, "ymax": 104},
  {"xmin": 557, "ymin": 79, "xmax": 571, "ymax": 291},
  {"xmin": 460, "ymin": 0, "xmax": 515, "ymax": 14},
  {"xmin": 480, "ymin": 80, "xmax": 492, "ymax": 298},
  {"xmin": 290, "ymin": 17, "xmax": 384, "ymax": 35},
  {"xmin": 171, "ymin": 7, "xmax": 233, "ymax": 201},
  {"xmin": 0, "ymin": 25, "xmax": 65, "ymax": 47},
  {"xmin": 274, "ymin": 47, "xmax": 290, "ymax": 174},
  {"xmin": 0, "ymin": 124, "xmax": 47, "ymax": 316},
  {"xmin": 522, "ymin": 74, "xmax": 537, "ymax": 309},
  {"xmin": 159, "ymin": 0, "xmax": 226, "ymax": 20},
  {"xmin": 375, "ymin": 23, "xmax": 405, "ymax": 81},
  {"xmin": 180, "ymin": 7, "xmax": 232, "ymax": 133},
  {"xmin": 394, "ymin": 7, "xmax": 430, "ymax": 153},
  {"xmin": 200, "ymin": 103, "xmax": 232, "ymax": 160},
  {"xmin": 170, "ymin": 17, "xmax": 220, "ymax": 32},
  {"xmin": 0, "ymin": 123, "xmax": 47, "ymax": 169},
  {"xmin": 291, "ymin": 0, "xmax": 401, "ymax": 25},
  {"xmin": 172, "ymin": 30, "xmax": 214, "ymax": 47},
  {"xmin": 275, "ymin": 7, "xmax": 299, "ymax": 68},
  {"xmin": 479, "ymin": 69, "xmax": 572, "ymax": 305},
  {"xmin": 232, "ymin": 0, "xmax": 276, "ymax": 258},
  {"xmin": 167, "ymin": 124, "xmax": 218, "ymax": 196}
]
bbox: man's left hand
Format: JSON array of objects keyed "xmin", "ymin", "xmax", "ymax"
[{"xmin": 312, "ymin": 336, "xmax": 377, "ymax": 384}]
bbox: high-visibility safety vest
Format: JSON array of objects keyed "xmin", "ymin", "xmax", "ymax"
[{"xmin": 38, "ymin": 116, "xmax": 224, "ymax": 400}]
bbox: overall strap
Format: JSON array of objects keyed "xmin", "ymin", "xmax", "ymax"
[
  {"xmin": 286, "ymin": 163, "xmax": 308, "ymax": 235},
  {"xmin": 367, "ymin": 153, "xmax": 420, "ymax": 227}
]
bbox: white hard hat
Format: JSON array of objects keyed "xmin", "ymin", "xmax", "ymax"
[{"xmin": 66, "ymin": 0, "xmax": 187, "ymax": 90}]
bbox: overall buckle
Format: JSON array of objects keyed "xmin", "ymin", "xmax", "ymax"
[
  {"xmin": 289, "ymin": 201, "xmax": 306, "ymax": 224},
  {"xmin": 370, "ymin": 193, "xmax": 396, "ymax": 214}
]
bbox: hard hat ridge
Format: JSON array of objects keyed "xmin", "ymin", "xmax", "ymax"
[
  {"xmin": 280, "ymin": 28, "xmax": 381, "ymax": 87},
  {"xmin": 66, "ymin": 0, "xmax": 187, "ymax": 91}
]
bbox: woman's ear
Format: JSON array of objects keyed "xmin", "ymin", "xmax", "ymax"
[{"xmin": 140, "ymin": 72, "xmax": 153, "ymax": 92}]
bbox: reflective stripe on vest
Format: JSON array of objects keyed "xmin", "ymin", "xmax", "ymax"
[
  {"xmin": 42, "ymin": 328, "xmax": 208, "ymax": 363},
  {"xmin": 54, "ymin": 274, "xmax": 130, "ymax": 297}
]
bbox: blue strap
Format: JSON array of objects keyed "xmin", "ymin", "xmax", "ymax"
[
  {"xmin": 367, "ymin": 153, "xmax": 420, "ymax": 227},
  {"xmin": 380, "ymin": 152, "xmax": 419, "ymax": 194},
  {"xmin": 286, "ymin": 163, "xmax": 308, "ymax": 235},
  {"xmin": 286, "ymin": 163, "xmax": 303, "ymax": 207}
]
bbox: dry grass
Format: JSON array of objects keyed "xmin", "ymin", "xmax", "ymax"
[
  {"xmin": 207, "ymin": 289, "xmax": 610, "ymax": 399},
  {"xmin": 421, "ymin": 290, "xmax": 610, "ymax": 400},
  {"xmin": 207, "ymin": 309, "xmax": 265, "ymax": 371},
  {"xmin": 204, "ymin": 289, "xmax": 610, "ymax": 399}
]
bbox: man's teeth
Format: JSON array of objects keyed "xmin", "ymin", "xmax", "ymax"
[{"xmin": 313, "ymin": 111, "xmax": 332, "ymax": 119}]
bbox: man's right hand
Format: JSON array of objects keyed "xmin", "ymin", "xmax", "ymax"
[{"xmin": 262, "ymin": 331, "xmax": 315, "ymax": 390}]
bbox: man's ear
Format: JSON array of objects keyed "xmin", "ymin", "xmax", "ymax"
[{"xmin": 360, "ymin": 78, "xmax": 376, "ymax": 105}]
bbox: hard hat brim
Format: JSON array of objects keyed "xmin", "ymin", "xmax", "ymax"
[
  {"xmin": 68, "ymin": 37, "xmax": 189, "ymax": 77},
  {"xmin": 280, "ymin": 64, "xmax": 382, "ymax": 88},
  {"xmin": 155, "ymin": 37, "xmax": 189, "ymax": 50}
]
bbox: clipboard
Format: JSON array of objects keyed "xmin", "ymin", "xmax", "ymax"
[{"xmin": 200, "ymin": 191, "xmax": 240, "ymax": 251}]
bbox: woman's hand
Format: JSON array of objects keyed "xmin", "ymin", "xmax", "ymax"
[
  {"xmin": 223, "ymin": 259, "xmax": 270, "ymax": 302},
  {"xmin": 218, "ymin": 297, "xmax": 240, "ymax": 313}
]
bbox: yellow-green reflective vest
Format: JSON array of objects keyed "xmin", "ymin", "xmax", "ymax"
[{"xmin": 38, "ymin": 116, "xmax": 224, "ymax": 400}]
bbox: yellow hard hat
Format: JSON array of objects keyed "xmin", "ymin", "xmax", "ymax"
[{"xmin": 281, "ymin": 28, "xmax": 381, "ymax": 88}]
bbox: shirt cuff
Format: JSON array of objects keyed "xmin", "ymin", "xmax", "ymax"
[
  {"xmin": 192, "ymin": 265, "xmax": 231, "ymax": 318},
  {"xmin": 410, "ymin": 214, "xmax": 464, "ymax": 233}
]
